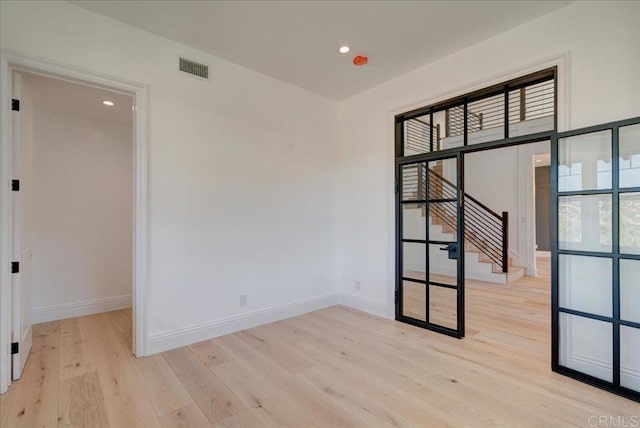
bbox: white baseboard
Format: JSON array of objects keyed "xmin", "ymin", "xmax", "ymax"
[
  {"xmin": 568, "ymin": 354, "xmax": 614, "ymax": 383},
  {"xmin": 146, "ymin": 293, "xmax": 339, "ymax": 355},
  {"xmin": 338, "ymin": 293, "xmax": 391, "ymax": 319},
  {"xmin": 32, "ymin": 295, "xmax": 132, "ymax": 324}
]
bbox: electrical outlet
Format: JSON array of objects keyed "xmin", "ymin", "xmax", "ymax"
[
  {"xmin": 239, "ymin": 294, "xmax": 247, "ymax": 306},
  {"xmin": 355, "ymin": 281, "xmax": 361, "ymax": 291}
]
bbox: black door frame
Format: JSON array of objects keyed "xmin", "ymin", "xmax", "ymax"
[
  {"xmin": 551, "ymin": 117, "xmax": 640, "ymax": 403},
  {"xmin": 394, "ymin": 68, "xmax": 558, "ymax": 340},
  {"xmin": 394, "ymin": 113, "xmax": 640, "ymax": 403},
  {"xmin": 396, "ymin": 152, "xmax": 465, "ymax": 338}
]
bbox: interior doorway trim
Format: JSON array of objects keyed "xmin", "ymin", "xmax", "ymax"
[{"xmin": 0, "ymin": 50, "xmax": 149, "ymax": 394}]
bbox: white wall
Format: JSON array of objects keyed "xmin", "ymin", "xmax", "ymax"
[
  {"xmin": 1, "ymin": 0, "xmax": 340, "ymax": 353},
  {"xmin": 336, "ymin": 0, "xmax": 640, "ymax": 315},
  {"xmin": 31, "ymin": 109, "xmax": 133, "ymax": 322}
]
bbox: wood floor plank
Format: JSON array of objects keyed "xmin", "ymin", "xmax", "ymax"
[
  {"xmin": 159, "ymin": 403, "xmax": 213, "ymax": 428},
  {"xmin": 84, "ymin": 313, "xmax": 160, "ymax": 428},
  {"xmin": 132, "ymin": 354, "xmax": 194, "ymax": 417},
  {"xmin": 162, "ymin": 347, "xmax": 244, "ymax": 425},
  {"xmin": 59, "ymin": 316, "xmax": 95, "ymax": 380},
  {"xmin": 57, "ymin": 371, "xmax": 109, "ymax": 428},
  {"xmin": 207, "ymin": 358, "xmax": 314, "ymax": 427},
  {"xmin": 0, "ymin": 383, "xmax": 17, "ymax": 428},
  {"xmin": 32, "ymin": 320, "xmax": 60, "ymax": 337},
  {"xmin": 189, "ymin": 339, "xmax": 231, "ymax": 368},
  {"xmin": 234, "ymin": 328, "xmax": 316, "ymax": 374},
  {"xmin": 213, "ymin": 334, "xmax": 368, "ymax": 427},
  {"xmin": 4, "ymin": 348, "xmax": 59, "ymax": 428},
  {"xmin": 32, "ymin": 320, "xmax": 61, "ymax": 353},
  {"xmin": 213, "ymin": 408, "xmax": 276, "ymax": 428},
  {"xmin": 107, "ymin": 309, "xmax": 133, "ymax": 351}
]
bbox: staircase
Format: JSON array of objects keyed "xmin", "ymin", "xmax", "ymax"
[
  {"xmin": 400, "ymin": 82, "xmax": 554, "ymax": 283},
  {"xmin": 403, "ymin": 162, "xmax": 525, "ymax": 284}
]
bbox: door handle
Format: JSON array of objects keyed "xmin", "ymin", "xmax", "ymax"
[{"xmin": 439, "ymin": 243, "xmax": 458, "ymax": 260}]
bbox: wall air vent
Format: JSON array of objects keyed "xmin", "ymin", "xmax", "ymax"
[{"xmin": 179, "ymin": 57, "xmax": 210, "ymax": 80}]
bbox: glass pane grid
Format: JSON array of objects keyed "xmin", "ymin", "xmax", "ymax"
[{"xmin": 555, "ymin": 121, "xmax": 640, "ymax": 399}]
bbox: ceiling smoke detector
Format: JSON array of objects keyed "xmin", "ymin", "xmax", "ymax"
[{"xmin": 353, "ymin": 55, "xmax": 368, "ymax": 66}]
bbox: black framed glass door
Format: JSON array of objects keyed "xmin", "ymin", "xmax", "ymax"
[
  {"xmin": 552, "ymin": 118, "xmax": 640, "ymax": 402},
  {"xmin": 397, "ymin": 154, "xmax": 465, "ymax": 338}
]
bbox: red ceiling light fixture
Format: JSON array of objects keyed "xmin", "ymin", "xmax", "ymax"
[{"xmin": 353, "ymin": 55, "xmax": 368, "ymax": 66}]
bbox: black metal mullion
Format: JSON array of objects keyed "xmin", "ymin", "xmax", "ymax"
[
  {"xmin": 397, "ymin": 315, "xmax": 461, "ymax": 339},
  {"xmin": 401, "ymin": 238, "xmax": 428, "ymax": 244},
  {"xmin": 558, "ymin": 249, "xmax": 618, "ymax": 258},
  {"xmin": 396, "ymin": 119, "xmax": 404, "ymax": 159},
  {"xmin": 557, "ymin": 307, "xmax": 614, "ymax": 324},
  {"xmin": 553, "ymin": 68, "xmax": 558, "ymax": 133},
  {"xmin": 425, "ymin": 162, "xmax": 431, "ymax": 323},
  {"xmin": 620, "ymin": 318, "xmax": 640, "ymax": 330},
  {"xmin": 402, "ymin": 277, "xmax": 427, "ymax": 285},
  {"xmin": 428, "ymin": 198, "xmax": 457, "ymax": 203},
  {"xmin": 557, "ymin": 189, "xmax": 614, "ymax": 197},
  {"xmin": 396, "ymin": 162, "xmax": 403, "ymax": 320},
  {"xmin": 612, "ymin": 127, "xmax": 621, "ymax": 388},
  {"xmin": 429, "ymin": 109, "xmax": 434, "ymax": 153},
  {"xmin": 463, "ymin": 102, "xmax": 468, "ymax": 146},
  {"xmin": 428, "ymin": 281, "xmax": 458, "ymax": 290},
  {"xmin": 457, "ymin": 153, "xmax": 465, "ymax": 338},
  {"xmin": 551, "ymin": 135, "xmax": 560, "ymax": 372},
  {"xmin": 504, "ymin": 86, "xmax": 509, "ymax": 139}
]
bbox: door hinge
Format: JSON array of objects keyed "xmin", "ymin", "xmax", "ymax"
[
  {"xmin": 11, "ymin": 261, "xmax": 19, "ymax": 274},
  {"xmin": 11, "ymin": 179, "xmax": 20, "ymax": 191},
  {"xmin": 11, "ymin": 342, "xmax": 18, "ymax": 354},
  {"xmin": 11, "ymin": 99, "xmax": 20, "ymax": 112}
]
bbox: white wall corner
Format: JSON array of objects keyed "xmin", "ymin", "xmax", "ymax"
[
  {"xmin": 146, "ymin": 293, "xmax": 340, "ymax": 355},
  {"xmin": 32, "ymin": 295, "xmax": 132, "ymax": 324}
]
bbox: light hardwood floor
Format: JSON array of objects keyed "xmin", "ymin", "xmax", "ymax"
[{"xmin": 2, "ymin": 261, "xmax": 638, "ymax": 427}]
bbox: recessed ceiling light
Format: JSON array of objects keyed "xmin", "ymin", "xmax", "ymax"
[
  {"xmin": 536, "ymin": 159, "xmax": 542, "ymax": 163},
  {"xmin": 102, "ymin": 100, "xmax": 115, "ymax": 106},
  {"xmin": 339, "ymin": 45, "xmax": 350, "ymax": 54}
]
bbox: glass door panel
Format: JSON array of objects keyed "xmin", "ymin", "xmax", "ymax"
[
  {"xmin": 553, "ymin": 119, "xmax": 640, "ymax": 402},
  {"xmin": 397, "ymin": 154, "xmax": 464, "ymax": 338}
]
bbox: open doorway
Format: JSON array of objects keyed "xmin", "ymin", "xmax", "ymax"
[
  {"xmin": 461, "ymin": 142, "xmax": 552, "ymax": 361},
  {"xmin": 1, "ymin": 53, "xmax": 148, "ymax": 394},
  {"xmin": 10, "ymin": 70, "xmax": 134, "ymax": 379}
]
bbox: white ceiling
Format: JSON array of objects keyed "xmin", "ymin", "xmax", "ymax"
[
  {"xmin": 70, "ymin": 0, "xmax": 572, "ymax": 100},
  {"xmin": 22, "ymin": 72, "xmax": 133, "ymax": 126}
]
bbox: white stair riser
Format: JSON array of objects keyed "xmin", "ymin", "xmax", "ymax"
[{"xmin": 403, "ymin": 208, "xmax": 518, "ymax": 284}]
